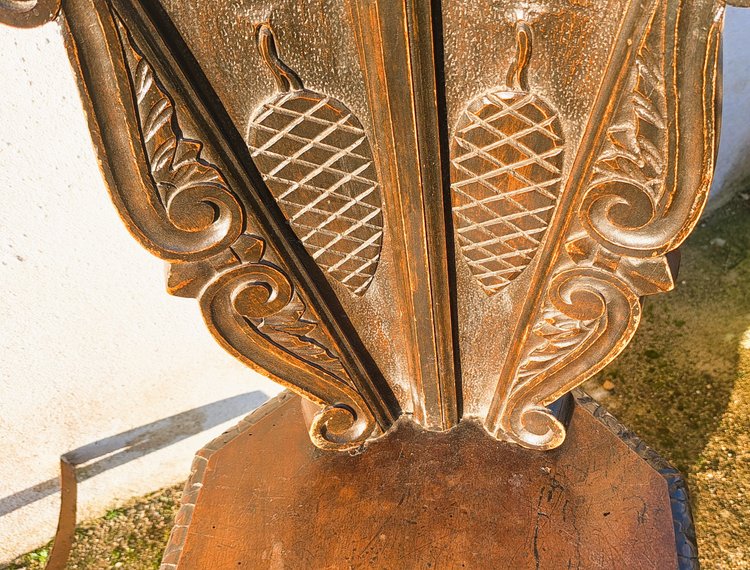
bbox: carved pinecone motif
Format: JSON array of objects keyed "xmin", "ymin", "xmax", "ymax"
[
  {"xmin": 247, "ymin": 26, "xmax": 383, "ymax": 296},
  {"xmin": 451, "ymin": 24, "xmax": 564, "ymax": 296},
  {"xmin": 451, "ymin": 89, "xmax": 564, "ymax": 295}
]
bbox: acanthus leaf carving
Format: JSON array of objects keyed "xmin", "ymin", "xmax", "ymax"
[
  {"xmin": 500, "ymin": 267, "xmax": 641, "ymax": 449},
  {"xmin": 579, "ymin": 3, "xmax": 707, "ymax": 258},
  {"xmin": 102, "ymin": 8, "xmax": 378, "ymax": 450},
  {"xmin": 116, "ymin": 18, "xmax": 244, "ymax": 261},
  {"xmin": 565, "ymin": 235, "xmax": 675, "ymax": 296},
  {"xmin": 197, "ymin": 251, "xmax": 373, "ymax": 449},
  {"xmin": 30, "ymin": 0, "xmax": 730, "ymax": 455},
  {"xmin": 167, "ymin": 234, "xmax": 266, "ymax": 299},
  {"xmin": 516, "ymin": 308, "xmax": 598, "ymax": 382},
  {"xmin": 251, "ymin": 290, "xmax": 352, "ymax": 385}
]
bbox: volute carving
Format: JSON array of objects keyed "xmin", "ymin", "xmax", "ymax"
[
  {"xmin": 43, "ymin": 0, "xmax": 398, "ymax": 450},
  {"xmin": 117, "ymin": 19, "xmax": 244, "ymax": 261},
  {"xmin": 3, "ymin": 0, "xmax": 740, "ymax": 452},
  {"xmin": 114, "ymin": 10, "xmax": 383, "ymax": 451}
]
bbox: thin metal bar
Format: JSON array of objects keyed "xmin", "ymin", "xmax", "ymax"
[{"xmin": 45, "ymin": 457, "xmax": 77, "ymax": 570}]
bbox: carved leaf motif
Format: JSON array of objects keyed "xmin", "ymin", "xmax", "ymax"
[
  {"xmin": 591, "ymin": 20, "xmax": 667, "ymax": 201},
  {"xmin": 116, "ymin": 21, "xmax": 353, "ymax": 389},
  {"xmin": 579, "ymin": 5, "xmax": 693, "ymax": 257},
  {"xmin": 565, "ymin": 234, "xmax": 675, "ymax": 296},
  {"xmin": 250, "ymin": 292, "xmax": 351, "ymax": 384},
  {"xmin": 166, "ymin": 231, "xmax": 354, "ymax": 386},
  {"xmin": 490, "ymin": 6, "xmax": 682, "ymax": 450},
  {"xmin": 517, "ymin": 309, "xmax": 598, "ymax": 383},
  {"xmin": 198, "ymin": 255, "xmax": 372, "ymax": 449},
  {"xmin": 105, "ymin": 16, "xmax": 377, "ymax": 449},
  {"xmin": 498, "ymin": 266, "xmax": 641, "ymax": 449},
  {"xmin": 128, "ymin": 44, "xmax": 232, "ymax": 232},
  {"xmin": 109, "ymin": 15, "xmax": 242, "ymax": 260}
]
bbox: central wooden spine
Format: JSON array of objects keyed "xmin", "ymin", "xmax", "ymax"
[{"xmin": 347, "ymin": 0, "xmax": 458, "ymax": 430}]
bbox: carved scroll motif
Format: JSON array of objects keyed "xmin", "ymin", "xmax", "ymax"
[
  {"xmin": 9, "ymin": 0, "xmax": 735, "ymax": 455},
  {"xmin": 0, "ymin": 0, "xmax": 59, "ymax": 27},
  {"xmin": 501, "ymin": 266, "xmax": 641, "ymax": 449},
  {"xmin": 247, "ymin": 24, "xmax": 384, "ymax": 296},
  {"xmin": 488, "ymin": 1, "xmax": 721, "ymax": 449},
  {"xmin": 117, "ymin": 29, "xmax": 244, "ymax": 261},
  {"xmin": 191, "ymin": 239, "xmax": 375, "ymax": 450},
  {"xmin": 579, "ymin": 6, "xmax": 675, "ymax": 257},
  {"xmin": 108, "ymin": 13, "xmax": 377, "ymax": 450}
]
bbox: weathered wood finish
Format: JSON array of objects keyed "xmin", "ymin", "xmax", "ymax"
[
  {"xmin": 161, "ymin": 391, "xmax": 697, "ymax": 569},
  {"xmin": 6, "ymin": 1, "xmax": 743, "ymax": 566},
  {"xmin": 0, "ymin": 0, "xmax": 739, "ymax": 450}
]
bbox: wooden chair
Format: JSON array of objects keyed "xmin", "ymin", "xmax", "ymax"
[{"xmin": 5, "ymin": 0, "xmax": 748, "ymax": 566}]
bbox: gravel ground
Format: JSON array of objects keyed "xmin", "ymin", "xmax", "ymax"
[
  {"xmin": 6, "ymin": 486, "xmax": 181, "ymax": 570},
  {"xmin": 6, "ymin": 195, "xmax": 750, "ymax": 569}
]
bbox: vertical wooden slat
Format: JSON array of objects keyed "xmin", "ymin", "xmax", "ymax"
[{"xmin": 348, "ymin": 0, "xmax": 458, "ymax": 429}]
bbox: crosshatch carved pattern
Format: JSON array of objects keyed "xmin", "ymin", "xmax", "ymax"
[
  {"xmin": 9, "ymin": 0, "xmax": 727, "ymax": 454},
  {"xmin": 247, "ymin": 26, "xmax": 384, "ymax": 296},
  {"xmin": 249, "ymin": 91, "xmax": 384, "ymax": 295},
  {"xmin": 2, "ymin": 11, "xmax": 732, "ymax": 564},
  {"xmin": 118, "ymin": 21, "xmax": 352, "ymax": 386},
  {"xmin": 451, "ymin": 74, "xmax": 565, "ymax": 295}
]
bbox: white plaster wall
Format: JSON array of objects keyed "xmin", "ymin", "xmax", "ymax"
[
  {"xmin": 1, "ymin": 7, "xmax": 749, "ymax": 564},
  {"xmin": 0, "ymin": 23, "xmax": 280, "ymax": 563},
  {"xmin": 709, "ymin": 7, "xmax": 750, "ymax": 210}
]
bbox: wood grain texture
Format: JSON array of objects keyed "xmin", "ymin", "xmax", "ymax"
[
  {"xmin": 446, "ymin": 0, "xmax": 724, "ymax": 449},
  {"xmin": 487, "ymin": 0, "xmax": 723, "ymax": 448},
  {"xmin": 161, "ymin": 391, "xmax": 696, "ymax": 570},
  {"xmin": 8, "ymin": 2, "xmax": 734, "ymax": 563},
  {"xmin": 59, "ymin": 0, "xmax": 400, "ymax": 450},
  {"xmin": 346, "ymin": 0, "xmax": 459, "ymax": 430},
  {"xmin": 6, "ymin": 0, "xmax": 740, "ymax": 452}
]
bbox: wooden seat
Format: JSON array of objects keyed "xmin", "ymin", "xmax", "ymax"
[{"xmin": 161, "ymin": 391, "xmax": 696, "ymax": 569}]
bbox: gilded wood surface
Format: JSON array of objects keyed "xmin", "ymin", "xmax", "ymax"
[{"xmin": 2, "ymin": 0, "xmax": 742, "ymax": 451}]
